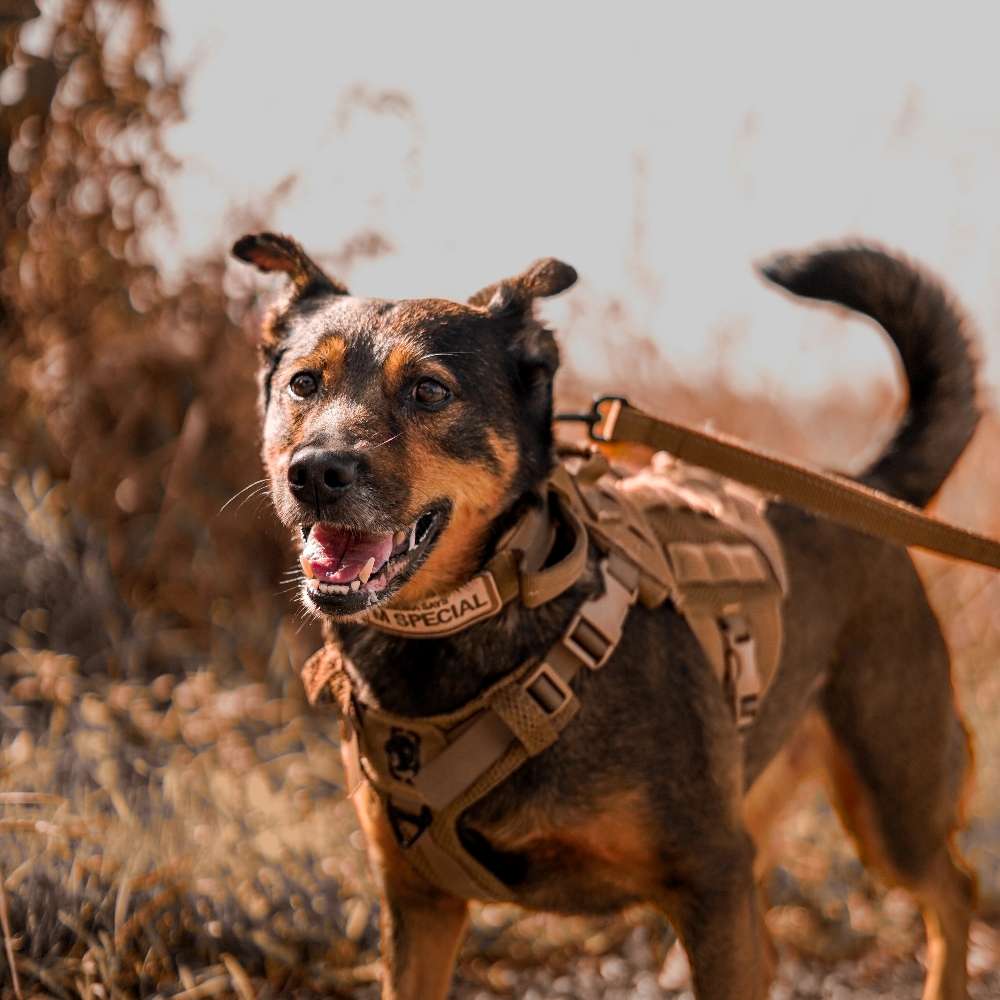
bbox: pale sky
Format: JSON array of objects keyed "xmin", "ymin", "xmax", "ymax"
[{"xmin": 157, "ymin": 2, "xmax": 1000, "ymax": 403}]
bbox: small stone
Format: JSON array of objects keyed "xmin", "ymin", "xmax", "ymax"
[
  {"xmin": 634, "ymin": 971, "xmax": 666, "ymax": 999},
  {"xmin": 600, "ymin": 955, "xmax": 629, "ymax": 984}
]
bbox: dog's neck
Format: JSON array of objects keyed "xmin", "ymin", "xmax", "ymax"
[{"xmin": 328, "ymin": 488, "xmax": 600, "ymax": 718}]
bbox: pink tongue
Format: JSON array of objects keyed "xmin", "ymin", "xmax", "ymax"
[{"xmin": 303, "ymin": 524, "xmax": 394, "ymax": 584}]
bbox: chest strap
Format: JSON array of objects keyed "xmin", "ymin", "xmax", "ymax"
[{"xmin": 301, "ymin": 551, "xmax": 640, "ymax": 901}]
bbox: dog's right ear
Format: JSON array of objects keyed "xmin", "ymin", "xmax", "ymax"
[
  {"xmin": 232, "ymin": 232, "xmax": 349, "ymax": 297},
  {"xmin": 232, "ymin": 233, "xmax": 348, "ymax": 357}
]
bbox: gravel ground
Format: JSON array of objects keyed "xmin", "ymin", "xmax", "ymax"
[
  {"xmin": 439, "ymin": 913, "xmax": 1000, "ymax": 999},
  {"xmin": 342, "ymin": 915, "xmax": 1000, "ymax": 999}
]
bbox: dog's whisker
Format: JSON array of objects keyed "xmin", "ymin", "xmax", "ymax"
[
  {"xmin": 234, "ymin": 484, "xmax": 272, "ymax": 514},
  {"xmin": 225, "ymin": 485, "xmax": 273, "ymax": 519},
  {"xmin": 218, "ymin": 478, "xmax": 269, "ymax": 515},
  {"xmin": 367, "ymin": 432, "xmax": 401, "ymax": 452}
]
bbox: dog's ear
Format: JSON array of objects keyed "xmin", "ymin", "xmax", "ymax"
[
  {"xmin": 233, "ymin": 233, "xmax": 348, "ymax": 360},
  {"xmin": 232, "ymin": 232, "xmax": 349, "ymax": 296},
  {"xmin": 469, "ymin": 259, "xmax": 572, "ymax": 418},
  {"xmin": 468, "ymin": 257, "xmax": 577, "ymax": 315}
]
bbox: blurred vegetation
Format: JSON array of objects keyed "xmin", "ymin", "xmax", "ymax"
[
  {"xmin": 0, "ymin": 0, "xmax": 301, "ymax": 688},
  {"xmin": 0, "ymin": 2, "xmax": 998, "ymax": 998}
]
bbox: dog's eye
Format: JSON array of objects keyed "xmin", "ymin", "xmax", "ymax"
[
  {"xmin": 412, "ymin": 378, "xmax": 451, "ymax": 409},
  {"xmin": 288, "ymin": 372, "xmax": 319, "ymax": 399}
]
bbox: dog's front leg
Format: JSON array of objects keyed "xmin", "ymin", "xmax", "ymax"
[
  {"xmin": 662, "ymin": 837, "xmax": 772, "ymax": 1000},
  {"xmin": 352, "ymin": 782, "xmax": 469, "ymax": 1000},
  {"xmin": 378, "ymin": 880, "xmax": 469, "ymax": 1000}
]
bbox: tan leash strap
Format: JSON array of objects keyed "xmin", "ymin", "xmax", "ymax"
[{"xmin": 570, "ymin": 396, "xmax": 1000, "ymax": 572}]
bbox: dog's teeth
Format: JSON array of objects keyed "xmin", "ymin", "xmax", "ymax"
[
  {"xmin": 300, "ymin": 555, "xmax": 314, "ymax": 579},
  {"xmin": 409, "ymin": 522, "xmax": 418, "ymax": 550},
  {"xmin": 359, "ymin": 557, "xmax": 375, "ymax": 584},
  {"xmin": 350, "ymin": 579, "xmax": 360, "ymax": 592}
]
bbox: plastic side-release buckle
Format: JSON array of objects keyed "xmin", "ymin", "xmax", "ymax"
[
  {"xmin": 719, "ymin": 612, "xmax": 761, "ymax": 731},
  {"xmin": 561, "ymin": 557, "xmax": 639, "ymax": 670}
]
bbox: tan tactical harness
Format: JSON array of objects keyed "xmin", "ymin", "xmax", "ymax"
[
  {"xmin": 302, "ymin": 447, "xmax": 788, "ymax": 901},
  {"xmin": 301, "ymin": 394, "xmax": 1000, "ymax": 902}
]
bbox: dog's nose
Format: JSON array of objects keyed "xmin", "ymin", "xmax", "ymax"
[{"xmin": 287, "ymin": 448, "xmax": 363, "ymax": 501}]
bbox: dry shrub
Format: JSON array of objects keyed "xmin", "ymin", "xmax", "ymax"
[{"xmin": 0, "ymin": 0, "xmax": 303, "ymax": 689}]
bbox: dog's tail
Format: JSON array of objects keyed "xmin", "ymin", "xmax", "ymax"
[{"xmin": 758, "ymin": 243, "xmax": 980, "ymax": 508}]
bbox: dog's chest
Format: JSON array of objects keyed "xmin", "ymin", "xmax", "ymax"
[{"xmin": 465, "ymin": 782, "xmax": 666, "ymax": 911}]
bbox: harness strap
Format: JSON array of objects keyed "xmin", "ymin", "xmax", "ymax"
[
  {"xmin": 301, "ymin": 551, "xmax": 640, "ymax": 901},
  {"xmin": 589, "ymin": 396, "xmax": 1000, "ymax": 571}
]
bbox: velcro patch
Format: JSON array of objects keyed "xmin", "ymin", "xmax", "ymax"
[
  {"xmin": 668, "ymin": 542, "xmax": 768, "ymax": 586},
  {"xmin": 361, "ymin": 572, "xmax": 504, "ymax": 638}
]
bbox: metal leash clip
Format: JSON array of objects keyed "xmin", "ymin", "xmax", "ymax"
[{"xmin": 554, "ymin": 394, "xmax": 630, "ymax": 443}]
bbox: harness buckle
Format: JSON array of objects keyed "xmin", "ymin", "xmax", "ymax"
[
  {"xmin": 719, "ymin": 612, "xmax": 761, "ymax": 731},
  {"xmin": 523, "ymin": 661, "xmax": 575, "ymax": 716},
  {"xmin": 561, "ymin": 557, "xmax": 638, "ymax": 670}
]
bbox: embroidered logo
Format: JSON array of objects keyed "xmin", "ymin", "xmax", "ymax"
[
  {"xmin": 385, "ymin": 727, "xmax": 422, "ymax": 781},
  {"xmin": 361, "ymin": 572, "xmax": 503, "ymax": 637}
]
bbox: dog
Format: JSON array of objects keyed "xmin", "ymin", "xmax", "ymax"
[{"xmin": 233, "ymin": 232, "xmax": 981, "ymax": 1000}]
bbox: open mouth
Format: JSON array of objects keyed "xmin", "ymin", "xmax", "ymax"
[{"xmin": 297, "ymin": 502, "xmax": 449, "ymax": 615}]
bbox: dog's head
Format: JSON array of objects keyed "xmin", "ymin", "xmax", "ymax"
[{"xmin": 232, "ymin": 232, "xmax": 576, "ymax": 618}]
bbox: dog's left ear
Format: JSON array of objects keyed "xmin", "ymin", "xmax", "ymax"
[
  {"xmin": 468, "ymin": 257, "xmax": 577, "ymax": 314},
  {"xmin": 470, "ymin": 259, "xmax": 575, "ymax": 418},
  {"xmin": 232, "ymin": 232, "xmax": 349, "ymax": 296}
]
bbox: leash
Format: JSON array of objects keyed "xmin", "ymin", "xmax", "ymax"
[{"xmin": 556, "ymin": 396, "xmax": 1000, "ymax": 572}]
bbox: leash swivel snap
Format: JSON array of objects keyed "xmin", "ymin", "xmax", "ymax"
[{"xmin": 554, "ymin": 394, "xmax": 630, "ymax": 443}]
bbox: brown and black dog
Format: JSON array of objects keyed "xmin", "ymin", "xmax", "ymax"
[{"xmin": 233, "ymin": 232, "xmax": 980, "ymax": 1000}]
